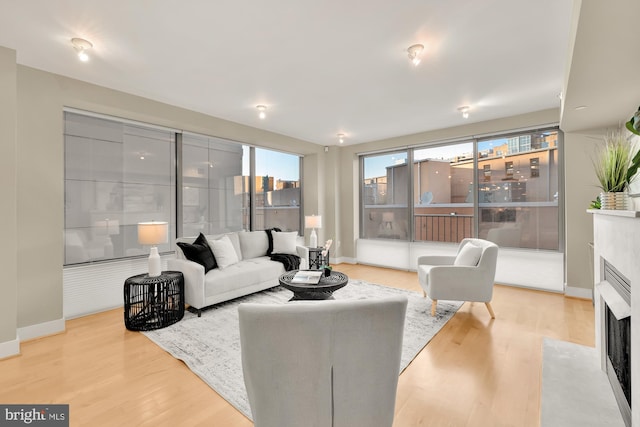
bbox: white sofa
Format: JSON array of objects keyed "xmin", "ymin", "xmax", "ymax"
[{"xmin": 168, "ymin": 230, "xmax": 308, "ymax": 316}]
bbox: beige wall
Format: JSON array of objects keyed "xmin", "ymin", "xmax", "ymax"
[
  {"xmin": 0, "ymin": 46, "xmax": 18, "ymax": 345},
  {"xmin": 17, "ymin": 67, "xmax": 64, "ymax": 327},
  {"xmin": 8, "ymin": 62, "xmax": 324, "ymax": 340},
  {"xmin": 564, "ymin": 129, "xmax": 602, "ymax": 292}
]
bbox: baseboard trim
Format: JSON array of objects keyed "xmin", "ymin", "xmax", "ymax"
[
  {"xmin": 564, "ymin": 285, "xmax": 593, "ymax": 300},
  {"xmin": 334, "ymin": 256, "xmax": 357, "ymax": 265},
  {"xmin": 17, "ymin": 317, "xmax": 65, "ymax": 342},
  {"xmin": 0, "ymin": 337, "xmax": 20, "ymax": 359}
]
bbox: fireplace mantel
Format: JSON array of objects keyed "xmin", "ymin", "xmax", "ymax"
[
  {"xmin": 588, "ymin": 209, "xmax": 640, "ymax": 218},
  {"xmin": 590, "ymin": 209, "xmax": 640, "ymax": 426}
]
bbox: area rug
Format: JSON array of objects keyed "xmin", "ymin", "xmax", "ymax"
[{"xmin": 142, "ymin": 280, "xmax": 462, "ymax": 420}]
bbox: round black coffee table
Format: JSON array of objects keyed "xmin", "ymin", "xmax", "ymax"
[{"xmin": 279, "ymin": 270, "xmax": 348, "ymax": 301}]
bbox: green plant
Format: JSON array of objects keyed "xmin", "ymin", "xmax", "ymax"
[
  {"xmin": 625, "ymin": 106, "xmax": 640, "ymax": 136},
  {"xmin": 589, "ymin": 195, "xmax": 601, "ymax": 209},
  {"xmin": 592, "ymin": 130, "xmax": 637, "ymax": 192}
]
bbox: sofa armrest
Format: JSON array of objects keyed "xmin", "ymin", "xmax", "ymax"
[
  {"xmin": 428, "ymin": 265, "xmax": 493, "ymax": 302},
  {"xmin": 296, "ymin": 246, "xmax": 309, "ymax": 270},
  {"xmin": 417, "ymin": 255, "xmax": 456, "ymax": 266},
  {"xmin": 167, "ymin": 258, "xmax": 206, "ymax": 309}
]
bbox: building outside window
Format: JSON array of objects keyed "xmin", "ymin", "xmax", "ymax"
[
  {"xmin": 413, "ymin": 142, "xmax": 474, "ymax": 242},
  {"xmin": 359, "ymin": 128, "xmax": 560, "ymax": 251},
  {"xmin": 505, "ymin": 161, "xmax": 514, "ymax": 179},
  {"xmin": 477, "ymin": 130, "xmax": 559, "ymax": 250},
  {"xmin": 530, "ymin": 157, "xmax": 540, "ymax": 177},
  {"xmin": 483, "ymin": 164, "xmax": 492, "ymax": 182},
  {"xmin": 253, "ymin": 148, "xmax": 301, "ymax": 232},
  {"xmin": 361, "ymin": 151, "xmax": 408, "ymax": 240}
]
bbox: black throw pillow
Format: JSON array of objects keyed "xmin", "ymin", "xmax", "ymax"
[
  {"xmin": 177, "ymin": 233, "xmax": 217, "ymax": 272},
  {"xmin": 265, "ymin": 227, "xmax": 282, "ymax": 256}
]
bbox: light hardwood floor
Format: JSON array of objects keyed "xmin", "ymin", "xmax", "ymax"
[{"xmin": 0, "ymin": 264, "xmax": 594, "ymax": 426}]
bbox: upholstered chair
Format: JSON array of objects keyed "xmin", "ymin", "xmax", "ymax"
[
  {"xmin": 417, "ymin": 238, "xmax": 498, "ymax": 318},
  {"xmin": 238, "ymin": 296, "xmax": 408, "ymax": 427}
]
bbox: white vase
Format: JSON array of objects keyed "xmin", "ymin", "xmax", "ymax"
[{"xmin": 600, "ymin": 191, "xmax": 628, "ymax": 210}]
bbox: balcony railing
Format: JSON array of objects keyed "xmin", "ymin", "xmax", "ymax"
[{"xmin": 414, "ymin": 214, "xmax": 473, "ymax": 242}]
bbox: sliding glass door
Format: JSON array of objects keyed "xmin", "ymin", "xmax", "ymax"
[
  {"xmin": 359, "ymin": 128, "xmax": 561, "ymax": 251},
  {"xmin": 477, "ymin": 130, "xmax": 559, "ymax": 249},
  {"xmin": 361, "ymin": 151, "xmax": 409, "ymax": 240},
  {"xmin": 413, "ymin": 142, "xmax": 474, "ymax": 243}
]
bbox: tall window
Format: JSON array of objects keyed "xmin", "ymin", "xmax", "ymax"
[
  {"xmin": 477, "ymin": 130, "xmax": 559, "ymax": 250},
  {"xmin": 359, "ymin": 127, "xmax": 560, "ymax": 251},
  {"xmin": 254, "ymin": 148, "xmax": 301, "ymax": 231},
  {"xmin": 413, "ymin": 142, "xmax": 474, "ymax": 242},
  {"xmin": 182, "ymin": 134, "xmax": 247, "ymax": 236},
  {"xmin": 64, "ymin": 112, "xmax": 303, "ymax": 266},
  {"xmin": 361, "ymin": 151, "xmax": 409, "ymax": 240},
  {"xmin": 64, "ymin": 112, "xmax": 176, "ymax": 264}
]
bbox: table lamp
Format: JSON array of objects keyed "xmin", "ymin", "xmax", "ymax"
[
  {"xmin": 138, "ymin": 221, "xmax": 169, "ymax": 277},
  {"xmin": 305, "ymin": 214, "xmax": 322, "ymax": 248}
]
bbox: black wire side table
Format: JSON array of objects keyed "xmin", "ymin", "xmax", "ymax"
[
  {"xmin": 307, "ymin": 247, "xmax": 329, "ymax": 270},
  {"xmin": 124, "ymin": 271, "xmax": 184, "ymax": 331}
]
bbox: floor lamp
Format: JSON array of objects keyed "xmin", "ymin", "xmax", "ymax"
[{"xmin": 138, "ymin": 221, "xmax": 168, "ymax": 277}]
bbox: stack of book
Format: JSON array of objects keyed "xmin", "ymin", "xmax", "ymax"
[{"xmin": 290, "ymin": 270, "xmax": 322, "ymax": 284}]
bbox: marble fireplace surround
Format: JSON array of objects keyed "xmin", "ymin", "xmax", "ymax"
[{"xmin": 591, "ymin": 210, "xmax": 640, "ymax": 426}]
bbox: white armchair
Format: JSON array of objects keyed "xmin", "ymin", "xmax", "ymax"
[
  {"xmin": 238, "ymin": 296, "xmax": 408, "ymax": 427},
  {"xmin": 417, "ymin": 238, "xmax": 498, "ymax": 318}
]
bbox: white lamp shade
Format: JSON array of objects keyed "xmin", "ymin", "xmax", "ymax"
[
  {"xmin": 305, "ymin": 215, "xmax": 322, "ymax": 229},
  {"xmin": 138, "ymin": 221, "xmax": 169, "ymax": 245}
]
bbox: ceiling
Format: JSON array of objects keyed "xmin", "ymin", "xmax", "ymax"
[
  {"xmin": 560, "ymin": 0, "xmax": 640, "ymax": 134},
  {"xmin": 0, "ymin": 0, "xmax": 577, "ymax": 146}
]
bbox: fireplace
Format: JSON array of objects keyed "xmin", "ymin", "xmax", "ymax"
[
  {"xmin": 591, "ymin": 210, "xmax": 639, "ymax": 426},
  {"xmin": 603, "ymin": 261, "xmax": 632, "ymax": 426}
]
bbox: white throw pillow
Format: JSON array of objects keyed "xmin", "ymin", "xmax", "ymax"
[
  {"xmin": 454, "ymin": 243, "xmax": 482, "ymax": 266},
  {"xmin": 272, "ymin": 231, "xmax": 299, "ymax": 255},
  {"xmin": 225, "ymin": 232, "xmax": 243, "ymax": 261},
  {"xmin": 238, "ymin": 231, "xmax": 269, "ymax": 259},
  {"xmin": 209, "ymin": 235, "xmax": 240, "ymax": 269}
]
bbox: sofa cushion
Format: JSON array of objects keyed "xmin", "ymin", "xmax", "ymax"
[
  {"xmin": 454, "ymin": 242, "xmax": 482, "ymax": 266},
  {"xmin": 272, "ymin": 231, "xmax": 298, "ymax": 255},
  {"xmin": 225, "ymin": 232, "xmax": 243, "ymax": 261},
  {"xmin": 209, "ymin": 235, "xmax": 240, "ymax": 269},
  {"xmin": 176, "ymin": 233, "xmax": 217, "ymax": 272},
  {"xmin": 238, "ymin": 231, "xmax": 269, "ymax": 259},
  {"xmin": 204, "ymin": 257, "xmax": 285, "ymax": 297}
]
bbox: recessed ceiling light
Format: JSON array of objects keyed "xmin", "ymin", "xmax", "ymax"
[
  {"xmin": 407, "ymin": 44, "xmax": 424, "ymax": 66},
  {"xmin": 256, "ymin": 105, "xmax": 267, "ymax": 119},
  {"xmin": 71, "ymin": 37, "xmax": 93, "ymax": 62},
  {"xmin": 337, "ymin": 133, "xmax": 345, "ymax": 144},
  {"xmin": 458, "ymin": 106, "xmax": 470, "ymax": 119}
]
